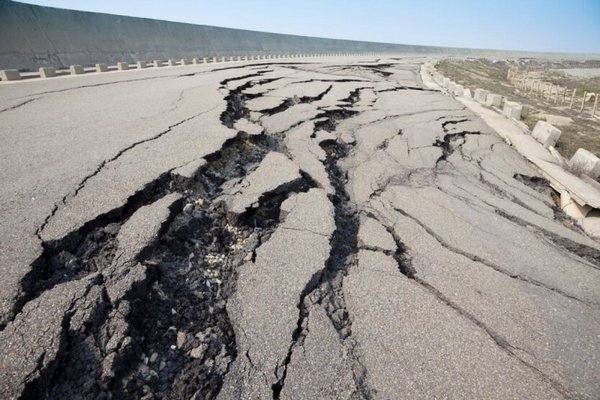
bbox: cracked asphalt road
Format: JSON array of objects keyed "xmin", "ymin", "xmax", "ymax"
[{"xmin": 0, "ymin": 56, "xmax": 599, "ymax": 399}]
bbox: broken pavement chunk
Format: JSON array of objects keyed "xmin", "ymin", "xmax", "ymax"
[{"xmin": 220, "ymin": 151, "xmax": 301, "ymax": 217}]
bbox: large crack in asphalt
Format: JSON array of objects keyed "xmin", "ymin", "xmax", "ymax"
[
  {"xmin": 8, "ymin": 70, "xmax": 317, "ymax": 399},
  {"xmin": 271, "ymin": 98, "xmax": 374, "ymax": 399}
]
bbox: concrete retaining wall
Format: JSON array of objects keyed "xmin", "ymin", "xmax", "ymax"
[{"xmin": 0, "ymin": 1, "xmax": 469, "ymax": 71}]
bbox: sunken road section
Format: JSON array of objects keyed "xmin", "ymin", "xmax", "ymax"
[{"xmin": 1, "ymin": 56, "xmax": 600, "ymax": 400}]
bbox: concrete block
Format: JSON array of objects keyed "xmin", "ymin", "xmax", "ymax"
[
  {"xmin": 95, "ymin": 63, "xmax": 108, "ymax": 72},
  {"xmin": 531, "ymin": 121, "xmax": 561, "ymax": 148},
  {"xmin": 70, "ymin": 65, "xmax": 84, "ymax": 75},
  {"xmin": 167, "ymin": 59, "xmax": 177, "ymax": 66},
  {"xmin": 212, "ymin": 57, "xmax": 219, "ymax": 63},
  {"xmin": 560, "ymin": 190, "xmax": 592, "ymax": 219},
  {"xmin": 473, "ymin": 88, "xmax": 489, "ymax": 104},
  {"xmin": 180, "ymin": 59, "xmax": 189, "ymax": 65},
  {"xmin": 136, "ymin": 61, "xmax": 147, "ymax": 69},
  {"xmin": 153, "ymin": 60, "xmax": 163, "ymax": 67},
  {"xmin": 0, "ymin": 69, "xmax": 21, "ymax": 81},
  {"xmin": 453, "ymin": 85, "xmax": 464, "ymax": 96},
  {"xmin": 442, "ymin": 77, "xmax": 451, "ymax": 88},
  {"xmin": 462, "ymin": 88, "xmax": 472, "ymax": 98},
  {"xmin": 485, "ymin": 93, "xmax": 503, "ymax": 108},
  {"xmin": 202, "ymin": 58, "xmax": 208, "ymax": 63},
  {"xmin": 569, "ymin": 148, "xmax": 600, "ymax": 179},
  {"xmin": 39, "ymin": 67, "xmax": 57, "ymax": 78},
  {"xmin": 117, "ymin": 62, "xmax": 129, "ymax": 71},
  {"xmin": 503, "ymin": 100, "xmax": 522, "ymax": 120}
]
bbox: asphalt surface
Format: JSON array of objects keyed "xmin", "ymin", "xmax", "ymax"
[{"xmin": 0, "ymin": 56, "xmax": 599, "ymax": 399}]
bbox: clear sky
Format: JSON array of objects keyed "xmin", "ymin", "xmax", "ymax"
[{"xmin": 18, "ymin": 0, "xmax": 600, "ymax": 54}]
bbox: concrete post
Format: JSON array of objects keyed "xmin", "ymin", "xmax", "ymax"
[
  {"xmin": 569, "ymin": 148, "xmax": 600, "ymax": 179},
  {"xmin": 117, "ymin": 62, "xmax": 129, "ymax": 71},
  {"xmin": 562, "ymin": 87, "xmax": 567, "ymax": 104},
  {"xmin": 503, "ymin": 100, "xmax": 523, "ymax": 120},
  {"xmin": 212, "ymin": 57, "xmax": 218, "ymax": 63},
  {"xmin": 593, "ymin": 94, "xmax": 598, "ymax": 117},
  {"xmin": 473, "ymin": 88, "xmax": 489, "ymax": 104},
  {"xmin": 70, "ymin": 65, "xmax": 84, "ymax": 75},
  {"xmin": 167, "ymin": 59, "xmax": 177, "ymax": 66},
  {"xmin": 569, "ymin": 88, "xmax": 576, "ymax": 109},
  {"xmin": 39, "ymin": 67, "xmax": 57, "ymax": 78},
  {"xmin": 485, "ymin": 93, "xmax": 503, "ymax": 108},
  {"xmin": 202, "ymin": 58, "xmax": 208, "ymax": 63},
  {"xmin": 580, "ymin": 91, "xmax": 587, "ymax": 113},
  {"xmin": 532, "ymin": 121, "xmax": 562, "ymax": 148},
  {"xmin": 0, "ymin": 69, "xmax": 21, "ymax": 81},
  {"xmin": 137, "ymin": 61, "xmax": 147, "ymax": 69},
  {"xmin": 180, "ymin": 59, "xmax": 189, "ymax": 65},
  {"xmin": 153, "ymin": 60, "xmax": 163, "ymax": 68},
  {"xmin": 95, "ymin": 63, "xmax": 108, "ymax": 73}
]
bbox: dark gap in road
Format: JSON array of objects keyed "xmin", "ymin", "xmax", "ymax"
[
  {"xmin": 218, "ymin": 69, "xmax": 273, "ymax": 88},
  {"xmin": 7, "ymin": 171, "xmax": 173, "ymax": 331},
  {"xmin": 434, "ymin": 130, "xmax": 481, "ymax": 165},
  {"xmin": 289, "ymin": 78, "xmax": 370, "ymax": 84},
  {"xmin": 22, "ymin": 129, "xmax": 303, "ymax": 400},
  {"xmin": 15, "ymin": 67, "xmax": 303, "ymax": 398},
  {"xmin": 513, "ymin": 173, "xmax": 552, "ymax": 193},
  {"xmin": 259, "ymin": 98, "xmax": 297, "ymax": 116},
  {"xmin": 377, "ymin": 85, "xmax": 438, "ymax": 93},
  {"xmin": 363, "ymin": 211, "xmax": 416, "ymax": 279},
  {"xmin": 220, "ymin": 76, "xmax": 281, "ymax": 128},
  {"xmin": 314, "ymin": 109, "xmax": 359, "ymax": 133},
  {"xmin": 272, "ymin": 105, "xmax": 373, "ymax": 399},
  {"xmin": 114, "ymin": 169, "xmax": 315, "ymax": 400},
  {"xmin": 258, "ymin": 85, "xmax": 333, "ymax": 117}
]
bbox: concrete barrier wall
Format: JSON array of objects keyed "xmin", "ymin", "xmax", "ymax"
[{"xmin": 0, "ymin": 1, "xmax": 470, "ymax": 71}]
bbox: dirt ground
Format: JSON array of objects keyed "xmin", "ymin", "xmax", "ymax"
[{"xmin": 436, "ymin": 58, "xmax": 600, "ymax": 158}]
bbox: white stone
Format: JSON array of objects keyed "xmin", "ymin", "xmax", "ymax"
[
  {"xmin": 0, "ymin": 69, "xmax": 21, "ymax": 81},
  {"xmin": 473, "ymin": 88, "xmax": 489, "ymax": 104},
  {"xmin": 153, "ymin": 60, "xmax": 163, "ymax": 67},
  {"xmin": 117, "ymin": 62, "xmax": 129, "ymax": 71},
  {"xmin": 167, "ymin": 59, "xmax": 177, "ymax": 66},
  {"xmin": 180, "ymin": 59, "xmax": 189, "ymax": 65},
  {"xmin": 95, "ymin": 63, "xmax": 108, "ymax": 72},
  {"xmin": 569, "ymin": 148, "xmax": 600, "ymax": 179},
  {"xmin": 531, "ymin": 121, "xmax": 561, "ymax": 148},
  {"xmin": 560, "ymin": 190, "xmax": 591, "ymax": 219},
  {"xmin": 136, "ymin": 61, "xmax": 147, "ymax": 69},
  {"xmin": 485, "ymin": 93, "xmax": 503, "ymax": 108},
  {"xmin": 503, "ymin": 100, "xmax": 522, "ymax": 120},
  {"xmin": 69, "ymin": 65, "xmax": 84, "ymax": 75},
  {"xmin": 39, "ymin": 67, "xmax": 56, "ymax": 78},
  {"xmin": 453, "ymin": 84, "xmax": 464, "ymax": 96}
]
